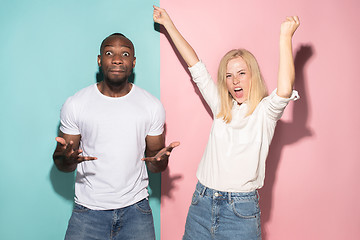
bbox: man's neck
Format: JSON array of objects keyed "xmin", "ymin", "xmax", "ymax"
[{"xmin": 97, "ymin": 80, "xmax": 132, "ymax": 98}]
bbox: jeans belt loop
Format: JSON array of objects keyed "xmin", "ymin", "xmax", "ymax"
[
  {"xmin": 256, "ymin": 190, "xmax": 260, "ymax": 201},
  {"xmin": 228, "ymin": 192, "xmax": 231, "ymax": 203},
  {"xmin": 200, "ymin": 185, "xmax": 207, "ymax": 197}
]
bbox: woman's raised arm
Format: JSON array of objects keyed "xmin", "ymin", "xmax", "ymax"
[
  {"xmin": 153, "ymin": 5, "xmax": 199, "ymax": 67},
  {"xmin": 277, "ymin": 16, "xmax": 300, "ymax": 98}
]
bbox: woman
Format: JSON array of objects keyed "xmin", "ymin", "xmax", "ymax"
[{"xmin": 153, "ymin": 5, "xmax": 300, "ymax": 240}]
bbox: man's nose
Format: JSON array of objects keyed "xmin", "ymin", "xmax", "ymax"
[{"xmin": 112, "ymin": 55, "xmax": 123, "ymax": 64}]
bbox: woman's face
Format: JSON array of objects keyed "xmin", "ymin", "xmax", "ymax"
[{"xmin": 226, "ymin": 57, "xmax": 251, "ymax": 104}]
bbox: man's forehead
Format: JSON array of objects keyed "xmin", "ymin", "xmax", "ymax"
[{"xmin": 103, "ymin": 36, "xmax": 134, "ymax": 49}]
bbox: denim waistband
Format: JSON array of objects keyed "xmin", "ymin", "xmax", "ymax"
[{"xmin": 195, "ymin": 181, "xmax": 259, "ymax": 200}]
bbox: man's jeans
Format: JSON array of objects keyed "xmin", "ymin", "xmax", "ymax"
[{"xmin": 65, "ymin": 198, "xmax": 155, "ymax": 240}]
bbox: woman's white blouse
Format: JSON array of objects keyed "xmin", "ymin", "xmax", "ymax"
[{"xmin": 189, "ymin": 60, "xmax": 299, "ymax": 192}]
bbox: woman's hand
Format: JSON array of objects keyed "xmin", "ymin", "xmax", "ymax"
[
  {"xmin": 280, "ymin": 16, "xmax": 300, "ymax": 38},
  {"xmin": 152, "ymin": 5, "xmax": 199, "ymax": 67},
  {"xmin": 153, "ymin": 5, "xmax": 173, "ymax": 27}
]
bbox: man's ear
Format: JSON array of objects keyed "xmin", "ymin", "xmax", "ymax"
[
  {"xmin": 133, "ymin": 57, "xmax": 136, "ymax": 68},
  {"xmin": 97, "ymin": 55, "xmax": 101, "ymax": 67}
]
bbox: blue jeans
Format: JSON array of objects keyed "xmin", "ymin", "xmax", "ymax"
[
  {"xmin": 64, "ymin": 198, "xmax": 155, "ymax": 240},
  {"xmin": 183, "ymin": 182, "xmax": 261, "ymax": 240}
]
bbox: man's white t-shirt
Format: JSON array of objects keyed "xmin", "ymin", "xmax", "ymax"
[{"xmin": 60, "ymin": 83, "xmax": 165, "ymax": 210}]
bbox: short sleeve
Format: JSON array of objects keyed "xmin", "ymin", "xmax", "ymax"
[
  {"xmin": 59, "ymin": 96, "xmax": 80, "ymax": 135},
  {"xmin": 147, "ymin": 100, "xmax": 165, "ymax": 136},
  {"xmin": 263, "ymin": 89, "xmax": 300, "ymax": 121}
]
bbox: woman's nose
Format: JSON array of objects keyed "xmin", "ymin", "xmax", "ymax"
[{"xmin": 233, "ymin": 76, "xmax": 240, "ymax": 84}]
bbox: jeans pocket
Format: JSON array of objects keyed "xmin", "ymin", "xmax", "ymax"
[
  {"xmin": 135, "ymin": 199, "xmax": 152, "ymax": 214},
  {"xmin": 231, "ymin": 197, "xmax": 260, "ymax": 219},
  {"xmin": 191, "ymin": 190, "xmax": 201, "ymax": 205},
  {"xmin": 72, "ymin": 203, "xmax": 90, "ymax": 213}
]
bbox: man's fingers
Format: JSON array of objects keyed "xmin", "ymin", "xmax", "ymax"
[
  {"xmin": 78, "ymin": 156, "xmax": 97, "ymax": 163},
  {"xmin": 167, "ymin": 141, "xmax": 180, "ymax": 151},
  {"xmin": 71, "ymin": 149, "xmax": 96, "ymax": 161},
  {"xmin": 142, "ymin": 141, "xmax": 179, "ymax": 163},
  {"xmin": 157, "ymin": 150, "xmax": 171, "ymax": 160},
  {"xmin": 70, "ymin": 148, "xmax": 82, "ymax": 157},
  {"xmin": 64, "ymin": 141, "xmax": 74, "ymax": 154},
  {"xmin": 142, "ymin": 155, "xmax": 163, "ymax": 162},
  {"xmin": 142, "ymin": 157, "xmax": 155, "ymax": 162},
  {"xmin": 55, "ymin": 137, "xmax": 66, "ymax": 146},
  {"xmin": 169, "ymin": 141, "xmax": 180, "ymax": 147}
]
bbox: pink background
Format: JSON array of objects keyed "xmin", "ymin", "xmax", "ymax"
[{"xmin": 160, "ymin": 0, "xmax": 360, "ymax": 239}]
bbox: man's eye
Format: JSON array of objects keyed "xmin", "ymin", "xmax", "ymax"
[
  {"xmin": 105, "ymin": 51, "xmax": 112, "ymax": 56},
  {"xmin": 123, "ymin": 52, "xmax": 130, "ymax": 57}
]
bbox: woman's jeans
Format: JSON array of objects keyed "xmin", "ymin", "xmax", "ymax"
[
  {"xmin": 64, "ymin": 198, "xmax": 155, "ymax": 240},
  {"xmin": 183, "ymin": 181, "xmax": 261, "ymax": 240}
]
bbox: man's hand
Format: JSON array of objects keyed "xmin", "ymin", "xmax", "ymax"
[
  {"xmin": 55, "ymin": 137, "xmax": 97, "ymax": 164},
  {"xmin": 143, "ymin": 141, "xmax": 180, "ymax": 173},
  {"xmin": 53, "ymin": 134, "xmax": 97, "ymax": 172},
  {"xmin": 142, "ymin": 141, "xmax": 180, "ymax": 162}
]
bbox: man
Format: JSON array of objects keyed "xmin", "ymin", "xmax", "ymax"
[{"xmin": 53, "ymin": 33, "xmax": 179, "ymax": 240}]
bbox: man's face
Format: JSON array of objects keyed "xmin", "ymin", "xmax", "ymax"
[{"xmin": 97, "ymin": 35, "xmax": 136, "ymax": 85}]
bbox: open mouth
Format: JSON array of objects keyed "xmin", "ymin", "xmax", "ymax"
[
  {"xmin": 234, "ymin": 87, "xmax": 243, "ymax": 92},
  {"xmin": 234, "ymin": 87, "xmax": 243, "ymax": 98}
]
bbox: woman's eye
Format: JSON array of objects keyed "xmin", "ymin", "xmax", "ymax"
[{"xmin": 226, "ymin": 75, "xmax": 232, "ymax": 78}]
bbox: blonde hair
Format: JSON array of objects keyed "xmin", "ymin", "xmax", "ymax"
[{"xmin": 216, "ymin": 49, "xmax": 268, "ymax": 123}]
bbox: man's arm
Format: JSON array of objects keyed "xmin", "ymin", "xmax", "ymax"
[
  {"xmin": 53, "ymin": 131, "xmax": 97, "ymax": 172},
  {"xmin": 143, "ymin": 133, "xmax": 180, "ymax": 173}
]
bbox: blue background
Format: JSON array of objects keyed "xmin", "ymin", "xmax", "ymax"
[{"xmin": 0, "ymin": 0, "xmax": 161, "ymax": 239}]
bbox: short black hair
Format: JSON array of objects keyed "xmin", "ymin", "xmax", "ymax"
[{"xmin": 99, "ymin": 33, "xmax": 132, "ymax": 55}]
